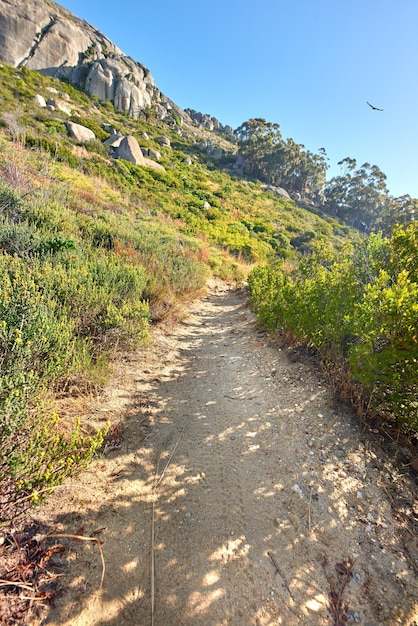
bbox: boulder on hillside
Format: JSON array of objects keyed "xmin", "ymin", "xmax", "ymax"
[
  {"xmin": 158, "ymin": 136, "xmax": 171, "ymax": 147},
  {"xmin": 66, "ymin": 121, "xmax": 95, "ymax": 142},
  {"xmin": 33, "ymin": 93, "xmax": 46, "ymax": 107},
  {"xmin": 104, "ymin": 133, "xmax": 124, "ymax": 148},
  {"xmin": 116, "ymin": 135, "xmax": 145, "ymax": 165},
  {"xmin": 143, "ymin": 158, "xmax": 165, "ymax": 172},
  {"xmin": 211, "ymin": 148, "xmax": 223, "ymax": 160},
  {"xmin": 265, "ymin": 185, "xmax": 291, "ymax": 200},
  {"xmin": 102, "ymin": 123, "xmax": 117, "ymax": 134},
  {"xmin": 47, "ymin": 98, "xmax": 72, "ymax": 115},
  {"xmin": 148, "ymin": 148, "xmax": 161, "ymax": 161}
]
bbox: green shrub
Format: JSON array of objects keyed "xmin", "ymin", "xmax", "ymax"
[
  {"xmin": 0, "ymin": 253, "xmax": 107, "ymax": 514},
  {"xmin": 249, "ymin": 224, "xmax": 418, "ymax": 431}
]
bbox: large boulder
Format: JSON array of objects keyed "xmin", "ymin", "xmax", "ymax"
[
  {"xmin": 34, "ymin": 94, "xmax": 46, "ymax": 107},
  {"xmin": 148, "ymin": 148, "xmax": 161, "ymax": 161},
  {"xmin": 47, "ymin": 98, "xmax": 72, "ymax": 115},
  {"xmin": 143, "ymin": 158, "xmax": 165, "ymax": 172},
  {"xmin": 158, "ymin": 136, "xmax": 171, "ymax": 147},
  {"xmin": 66, "ymin": 121, "xmax": 95, "ymax": 142},
  {"xmin": 265, "ymin": 185, "xmax": 292, "ymax": 200},
  {"xmin": 116, "ymin": 136, "xmax": 146, "ymax": 165},
  {"xmin": 211, "ymin": 148, "xmax": 223, "ymax": 160},
  {"xmin": 104, "ymin": 133, "xmax": 124, "ymax": 148}
]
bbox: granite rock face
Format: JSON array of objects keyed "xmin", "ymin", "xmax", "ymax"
[{"xmin": 0, "ymin": 0, "xmax": 157, "ymax": 117}]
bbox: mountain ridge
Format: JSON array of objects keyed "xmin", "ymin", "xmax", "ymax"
[{"xmin": 0, "ymin": 0, "xmax": 190, "ymax": 124}]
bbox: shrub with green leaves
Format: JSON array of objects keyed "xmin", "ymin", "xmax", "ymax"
[
  {"xmin": 249, "ymin": 224, "xmax": 418, "ymax": 431},
  {"xmin": 0, "ymin": 252, "xmax": 108, "ymax": 517}
]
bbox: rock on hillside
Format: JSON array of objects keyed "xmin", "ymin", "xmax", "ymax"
[
  {"xmin": 186, "ymin": 108, "xmax": 236, "ymax": 138},
  {"xmin": 0, "ymin": 0, "xmax": 182, "ymax": 121}
]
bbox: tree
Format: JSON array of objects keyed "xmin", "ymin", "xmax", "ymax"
[
  {"xmin": 235, "ymin": 118, "xmax": 284, "ymax": 182},
  {"xmin": 235, "ymin": 119, "xmax": 328, "ymax": 198},
  {"xmin": 324, "ymin": 159, "xmax": 389, "ymax": 231},
  {"xmin": 325, "ymin": 158, "xmax": 417, "ymax": 233}
]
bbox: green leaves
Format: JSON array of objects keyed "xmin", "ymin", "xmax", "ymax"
[
  {"xmin": 249, "ymin": 224, "xmax": 418, "ymax": 431},
  {"xmin": 235, "ymin": 118, "xmax": 328, "ymax": 196},
  {"xmin": 325, "ymin": 161, "xmax": 416, "ymax": 234}
]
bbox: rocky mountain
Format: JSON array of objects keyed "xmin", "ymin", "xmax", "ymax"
[
  {"xmin": 185, "ymin": 109, "xmax": 236, "ymax": 138},
  {"xmin": 0, "ymin": 0, "xmax": 187, "ymax": 123}
]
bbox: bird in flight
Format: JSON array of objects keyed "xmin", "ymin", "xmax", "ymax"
[{"xmin": 367, "ymin": 101, "xmax": 383, "ymax": 111}]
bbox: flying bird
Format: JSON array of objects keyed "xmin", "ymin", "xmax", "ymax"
[{"xmin": 367, "ymin": 101, "xmax": 383, "ymax": 111}]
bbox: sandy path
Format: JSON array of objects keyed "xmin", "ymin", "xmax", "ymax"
[{"xmin": 38, "ymin": 282, "xmax": 417, "ymax": 625}]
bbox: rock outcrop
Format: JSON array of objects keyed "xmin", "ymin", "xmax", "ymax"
[
  {"xmin": 0, "ymin": 0, "xmax": 233, "ymax": 167},
  {"xmin": 186, "ymin": 109, "xmax": 236, "ymax": 139},
  {"xmin": 0, "ymin": 0, "xmax": 158, "ymax": 118}
]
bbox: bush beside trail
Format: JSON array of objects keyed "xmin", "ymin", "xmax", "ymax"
[
  {"xmin": 248, "ymin": 223, "xmax": 418, "ymax": 432},
  {"xmin": 0, "ymin": 173, "xmax": 207, "ymax": 522}
]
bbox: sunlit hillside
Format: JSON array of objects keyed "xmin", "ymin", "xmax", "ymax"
[{"xmin": 0, "ymin": 63, "xmax": 362, "ymax": 520}]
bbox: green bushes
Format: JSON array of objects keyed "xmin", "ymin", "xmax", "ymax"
[
  {"xmin": 0, "ymin": 242, "xmax": 150, "ymax": 515},
  {"xmin": 32, "ymin": 253, "xmax": 150, "ymax": 345},
  {"xmin": 248, "ymin": 224, "xmax": 418, "ymax": 431},
  {"xmin": 0, "ymin": 253, "xmax": 108, "ymax": 514},
  {"xmin": 0, "ymin": 61, "xmax": 371, "ymax": 519}
]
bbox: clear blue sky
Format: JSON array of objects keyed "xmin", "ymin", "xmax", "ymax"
[{"xmin": 61, "ymin": 0, "xmax": 418, "ymax": 199}]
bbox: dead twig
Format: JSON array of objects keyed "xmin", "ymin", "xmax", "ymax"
[
  {"xmin": 46, "ymin": 533, "xmax": 105, "ymax": 588},
  {"xmin": 308, "ymin": 486, "xmax": 312, "ymax": 535},
  {"xmin": 151, "ymin": 500, "xmax": 155, "ymax": 626},
  {"xmin": 0, "ymin": 579, "xmax": 34, "ymax": 591},
  {"xmin": 150, "ymin": 430, "xmax": 183, "ymax": 626},
  {"xmin": 267, "ymin": 551, "xmax": 295, "ymax": 602},
  {"xmin": 154, "ymin": 429, "xmax": 184, "ymax": 489},
  {"xmin": 224, "ymin": 394, "xmax": 261, "ymax": 400}
]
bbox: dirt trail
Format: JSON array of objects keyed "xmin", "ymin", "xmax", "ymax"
[{"xmin": 38, "ymin": 281, "xmax": 417, "ymax": 625}]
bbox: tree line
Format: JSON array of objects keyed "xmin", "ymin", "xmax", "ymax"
[{"xmin": 235, "ymin": 118, "xmax": 416, "ymax": 234}]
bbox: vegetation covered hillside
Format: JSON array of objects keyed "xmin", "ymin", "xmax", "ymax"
[
  {"xmin": 0, "ymin": 63, "xmax": 359, "ymax": 521},
  {"xmin": 0, "ymin": 59, "xmax": 416, "ymax": 526}
]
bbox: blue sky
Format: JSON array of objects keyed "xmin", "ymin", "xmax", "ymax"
[{"xmin": 61, "ymin": 0, "xmax": 418, "ymax": 198}]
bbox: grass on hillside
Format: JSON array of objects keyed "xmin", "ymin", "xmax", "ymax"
[{"xmin": 0, "ymin": 62, "xmax": 361, "ymax": 522}]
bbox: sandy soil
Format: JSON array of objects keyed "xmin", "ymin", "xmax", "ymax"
[{"xmin": 33, "ymin": 281, "xmax": 417, "ymax": 625}]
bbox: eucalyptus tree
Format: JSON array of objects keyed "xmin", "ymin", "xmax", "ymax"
[
  {"xmin": 235, "ymin": 119, "xmax": 328, "ymax": 198},
  {"xmin": 235, "ymin": 118, "xmax": 284, "ymax": 182},
  {"xmin": 325, "ymin": 158, "xmax": 417, "ymax": 232},
  {"xmin": 324, "ymin": 158, "xmax": 389, "ymax": 231}
]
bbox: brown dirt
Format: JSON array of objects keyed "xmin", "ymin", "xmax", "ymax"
[{"xmin": 12, "ymin": 281, "xmax": 418, "ymax": 624}]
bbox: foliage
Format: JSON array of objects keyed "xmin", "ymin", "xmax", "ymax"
[
  {"xmin": 0, "ymin": 253, "xmax": 108, "ymax": 515},
  {"xmin": 235, "ymin": 118, "xmax": 328, "ymax": 197},
  {"xmin": 0, "ymin": 61, "xmax": 364, "ymax": 518},
  {"xmin": 325, "ymin": 158, "xmax": 417, "ymax": 234},
  {"xmin": 249, "ymin": 224, "xmax": 418, "ymax": 431}
]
